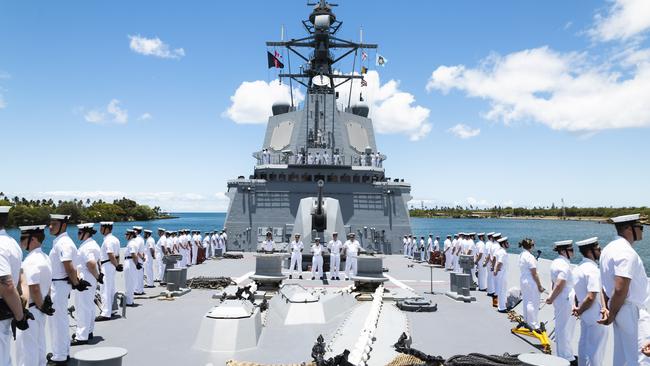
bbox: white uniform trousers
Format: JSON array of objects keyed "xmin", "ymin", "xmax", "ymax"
[
  {"xmin": 330, "ymin": 254, "xmax": 340, "ymax": 278},
  {"xmin": 311, "ymin": 255, "xmax": 323, "ymax": 279},
  {"xmin": 144, "ymin": 258, "xmax": 154, "ymax": 287},
  {"xmin": 444, "ymin": 251, "xmax": 452, "ymax": 269},
  {"xmin": 487, "ymin": 265, "xmax": 495, "ymax": 293},
  {"xmin": 16, "ymin": 309, "xmax": 47, "ymax": 366},
  {"xmin": 100, "ymin": 263, "xmax": 116, "ymax": 317},
  {"xmin": 403, "ymin": 244, "xmax": 408, "ymax": 257},
  {"xmin": 124, "ymin": 260, "xmax": 136, "ymax": 305},
  {"xmin": 477, "ymin": 263, "xmax": 488, "ymax": 290},
  {"xmin": 345, "ymin": 256, "xmax": 358, "ymax": 279},
  {"xmin": 289, "ymin": 252, "xmax": 302, "ymax": 277},
  {"xmin": 520, "ymin": 279, "xmax": 540, "ymax": 329},
  {"xmin": 74, "ymin": 276, "xmax": 98, "ymax": 341},
  {"xmin": 453, "ymin": 254, "xmax": 460, "ymax": 272},
  {"xmin": 136, "ymin": 260, "xmax": 144, "ymax": 293},
  {"xmin": 155, "ymin": 257, "xmax": 164, "ymax": 282},
  {"xmin": 553, "ymin": 295, "xmax": 576, "ymax": 361},
  {"xmin": 578, "ymin": 319, "xmax": 608, "ymax": 366},
  {"xmin": 191, "ymin": 245, "xmax": 198, "ymax": 265},
  {"xmin": 612, "ymin": 302, "xmax": 650, "ymax": 366},
  {"xmin": 49, "ymin": 280, "xmax": 72, "ymax": 362},
  {"xmin": 0, "ymin": 319, "xmax": 12, "ymax": 366},
  {"xmin": 419, "ymin": 250, "xmax": 425, "ymax": 262},
  {"xmin": 496, "ymin": 272, "xmax": 508, "ymax": 311}
]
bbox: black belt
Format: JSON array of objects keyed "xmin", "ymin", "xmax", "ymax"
[
  {"xmin": 100, "ymin": 259, "xmax": 112, "ymax": 264},
  {"xmin": 52, "ymin": 277, "xmax": 69, "ymax": 282},
  {"xmin": 125, "ymin": 256, "xmax": 132, "ymax": 259},
  {"xmin": 28, "ymin": 303, "xmax": 36, "ymax": 308}
]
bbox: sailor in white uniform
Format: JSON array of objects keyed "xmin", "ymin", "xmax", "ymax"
[
  {"xmin": 261, "ymin": 231, "xmax": 274, "ymax": 252},
  {"xmin": 546, "ymin": 239, "xmax": 576, "ymax": 363},
  {"xmin": 191, "ymin": 230, "xmax": 199, "ymax": 265},
  {"xmin": 288, "ymin": 234, "xmax": 304, "ymax": 279},
  {"xmin": 518, "ymin": 238, "xmax": 545, "ymax": 330},
  {"xmin": 402, "ymin": 235, "xmax": 408, "ymax": 257},
  {"xmin": 573, "ymin": 237, "xmax": 608, "ymax": 366},
  {"xmin": 123, "ymin": 230, "xmax": 141, "ymax": 306},
  {"xmin": 452, "ymin": 234, "xmax": 461, "ymax": 272},
  {"xmin": 48, "ymin": 214, "xmax": 89, "ymax": 364},
  {"xmin": 490, "ymin": 233, "xmax": 504, "ymax": 301},
  {"xmin": 307, "ymin": 152, "xmax": 314, "ymax": 164},
  {"xmin": 0, "ymin": 206, "xmax": 30, "ymax": 366},
  {"xmin": 16, "ymin": 224, "xmax": 52, "ymax": 366},
  {"xmin": 484, "ymin": 233, "xmax": 496, "ymax": 295},
  {"xmin": 97, "ymin": 222, "xmax": 120, "ymax": 321},
  {"xmin": 72, "ymin": 223, "xmax": 102, "ymax": 346},
  {"xmin": 419, "ymin": 236, "xmax": 426, "ymax": 261},
  {"xmin": 598, "ymin": 214, "xmax": 648, "ymax": 366},
  {"xmin": 442, "ymin": 235, "xmax": 452, "ymax": 270},
  {"xmin": 144, "ymin": 230, "xmax": 156, "ymax": 287},
  {"xmin": 328, "ymin": 232, "xmax": 342, "ymax": 280},
  {"xmin": 344, "ymin": 233, "xmax": 361, "ymax": 280},
  {"xmin": 132, "ymin": 226, "xmax": 145, "ymax": 294},
  {"xmin": 311, "ymin": 238, "xmax": 324, "ymax": 280},
  {"xmin": 493, "ymin": 236, "xmax": 509, "ymax": 313},
  {"xmin": 202, "ymin": 232, "xmax": 211, "ymax": 258},
  {"xmin": 154, "ymin": 229, "xmax": 166, "ymax": 282},
  {"xmin": 475, "ymin": 233, "xmax": 488, "ymax": 291}
]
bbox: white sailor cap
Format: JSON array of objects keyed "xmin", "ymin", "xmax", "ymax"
[
  {"xmin": 468, "ymin": 232, "xmax": 476, "ymax": 236},
  {"xmin": 447, "ymin": 234, "xmax": 452, "ymax": 237},
  {"xmin": 349, "ymin": 232, "xmax": 356, "ymax": 236},
  {"xmin": 429, "ymin": 233, "xmax": 433, "ymax": 236},
  {"xmin": 493, "ymin": 233, "xmax": 502, "ymax": 238},
  {"xmin": 486, "ymin": 232, "xmax": 495, "ymax": 236},
  {"xmin": 497, "ymin": 237, "xmax": 508, "ymax": 243},
  {"xmin": 576, "ymin": 237, "xmax": 599, "ymax": 247},
  {"xmin": 0, "ymin": 206, "xmax": 11, "ymax": 214},
  {"xmin": 294, "ymin": 233, "xmax": 301, "ymax": 236},
  {"xmin": 314, "ymin": 237, "xmax": 321, "ymax": 242},
  {"xmin": 19, "ymin": 225, "xmax": 47, "ymax": 233},
  {"xmin": 553, "ymin": 240, "xmax": 573, "ymax": 248},
  {"xmin": 144, "ymin": 229, "xmax": 152, "ymax": 234},
  {"xmin": 610, "ymin": 214, "xmax": 640, "ymax": 224},
  {"xmin": 132, "ymin": 226, "xmax": 143, "ymax": 231},
  {"xmin": 157, "ymin": 227, "xmax": 165, "ymax": 231},
  {"xmin": 125, "ymin": 229, "xmax": 135, "ymax": 234},
  {"xmin": 50, "ymin": 214, "xmax": 71, "ymax": 221},
  {"xmin": 333, "ymin": 232, "xmax": 338, "ymax": 235},
  {"xmin": 99, "ymin": 221, "xmax": 114, "ymax": 226},
  {"xmin": 477, "ymin": 232, "xmax": 485, "ymax": 236},
  {"xmin": 77, "ymin": 223, "xmax": 95, "ymax": 230}
]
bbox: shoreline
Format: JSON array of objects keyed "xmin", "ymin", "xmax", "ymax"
[{"xmin": 410, "ymin": 215, "xmax": 609, "ymax": 223}]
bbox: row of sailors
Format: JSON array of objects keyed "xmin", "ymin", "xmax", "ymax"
[
  {"xmin": 260, "ymin": 149, "xmax": 385, "ymax": 168},
  {"xmin": 402, "ymin": 234, "xmax": 440, "ymax": 261},
  {"xmin": 0, "ymin": 207, "xmax": 230, "ymax": 366},
  {"xmin": 427, "ymin": 214, "xmax": 648, "ymax": 366},
  {"xmin": 261, "ymin": 231, "xmax": 362, "ymax": 280}
]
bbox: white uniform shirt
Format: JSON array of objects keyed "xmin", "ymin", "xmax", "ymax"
[
  {"xmin": 443, "ymin": 239, "xmax": 451, "ymax": 252},
  {"xmin": 312, "ymin": 244, "xmax": 323, "ymax": 256},
  {"xmin": 202, "ymin": 236, "xmax": 210, "ymax": 249},
  {"xmin": 468, "ymin": 240, "xmax": 476, "ymax": 255},
  {"xmin": 495, "ymin": 247, "xmax": 509, "ymax": 276},
  {"xmin": 573, "ymin": 258, "xmax": 603, "ymax": 323},
  {"xmin": 77, "ymin": 238, "xmax": 101, "ymax": 278},
  {"xmin": 145, "ymin": 237, "xmax": 155, "ymax": 260},
  {"xmin": 475, "ymin": 240, "xmax": 485, "ymax": 259},
  {"xmin": 488, "ymin": 240, "xmax": 498, "ymax": 259},
  {"xmin": 126, "ymin": 239, "xmax": 139, "ymax": 259},
  {"xmin": 135, "ymin": 235, "xmax": 145, "ymax": 257},
  {"xmin": 100, "ymin": 233, "xmax": 120, "ymax": 262},
  {"xmin": 550, "ymin": 256, "xmax": 573, "ymax": 299},
  {"xmin": 290, "ymin": 240, "xmax": 304, "ymax": 253},
  {"xmin": 433, "ymin": 239, "xmax": 439, "ymax": 251},
  {"xmin": 49, "ymin": 232, "xmax": 78, "ymax": 280},
  {"xmin": 600, "ymin": 236, "xmax": 649, "ymax": 307},
  {"xmin": 156, "ymin": 235, "xmax": 166, "ymax": 256},
  {"xmin": 328, "ymin": 240, "xmax": 342, "ymax": 255},
  {"xmin": 0, "ymin": 229, "xmax": 22, "ymax": 298},
  {"xmin": 451, "ymin": 239, "xmax": 458, "ymax": 253},
  {"xmin": 419, "ymin": 239, "xmax": 425, "ymax": 250},
  {"xmin": 22, "ymin": 247, "xmax": 52, "ymax": 304},
  {"xmin": 344, "ymin": 240, "xmax": 360, "ymax": 258},
  {"xmin": 519, "ymin": 250, "xmax": 537, "ymax": 283},
  {"xmin": 262, "ymin": 240, "xmax": 274, "ymax": 251}
]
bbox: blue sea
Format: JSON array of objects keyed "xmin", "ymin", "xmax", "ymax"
[{"xmin": 4, "ymin": 213, "xmax": 649, "ymax": 274}]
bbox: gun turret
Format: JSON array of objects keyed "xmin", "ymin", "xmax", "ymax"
[{"xmin": 312, "ymin": 180, "xmax": 327, "ymax": 233}]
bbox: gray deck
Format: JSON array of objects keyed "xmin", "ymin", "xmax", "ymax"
[{"xmin": 13, "ymin": 252, "xmax": 621, "ymax": 365}]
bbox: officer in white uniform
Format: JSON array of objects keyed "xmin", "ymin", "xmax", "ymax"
[
  {"xmin": 154, "ymin": 229, "xmax": 166, "ymax": 282},
  {"xmin": 573, "ymin": 237, "xmax": 608, "ymax": 366},
  {"xmin": 97, "ymin": 222, "xmax": 120, "ymax": 321},
  {"xmin": 443, "ymin": 235, "xmax": 452, "ymax": 270},
  {"xmin": 546, "ymin": 239, "xmax": 576, "ymax": 363},
  {"xmin": 343, "ymin": 233, "xmax": 361, "ymax": 280},
  {"xmin": 202, "ymin": 232, "xmax": 211, "ymax": 258},
  {"xmin": 132, "ymin": 226, "xmax": 145, "ymax": 294},
  {"xmin": 261, "ymin": 232, "xmax": 274, "ymax": 252},
  {"xmin": 191, "ymin": 230, "xmax": 199, "ymax": 266},
  {"xmin": 0, "ymin": 206, "xmax": 30, "ymax": 366},
  {"xmin": 144, "ymin": 230, "xmax": 155, "ymax": 287},
  {"xmin": 489, "ymin": 233, "xmax": 502, "ymax": 300},
  {"xmin": 16, "ymin": 224, "xmax": 52, "ymax": 366},
  {"xmin": 402, "ymin": 235, "xmax": 408, "ymax": 257},
  {"xmin": 311, "ymin": 238, "xmax": 324, "ymax": 280},
  {"xmin": 484, "ymin": 233, "xmax": 496, "ymax": 295},
  {"xmin": 418, "ymin": 236, "xmax": 426, "ymax": 261},
  {"xmin": 427, "ymin": 235, "xmax": 434, "ymax": 259},
  {"xmin": 47, "ymin": 214, "xmax": 89, "ymax": 364},
  {"xmin": 598, "ymin": 214, "xmax": 648, "ymax": 366},
  {"xmin": 493, "ymin": 236, "xmax": 509, "ymax": 313},
  {"xmin": 72, "ymin": 223, "xmax": 102, "ymax": 346},
  {"xmin": 452, "ymin": 234, "xmax": 462, "ymax": 272},
  {"xmin": 518, "ymin": 238, "xmax": 545, "ymax": 330},
  {"xmin": 288, "ymin": 234, "xmax": 304, "ymax": 279},
  {"xmin": 123, "ymin": 230, "xmax": 141, "ymax": 306},
  {"xmin": 327, "ymin": 232, "xmax": 342, "ymax": 280},
  {"xmin": 475, "ymin": 233, "xmax": 488, "ymax": 291}
]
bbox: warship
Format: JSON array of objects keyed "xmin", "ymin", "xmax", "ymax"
[
  {"xmin": 223, "ymin": 0, "xmax": 411, "ymax": 254},
  {"xmin": 10, "ymin": 2, "xmax": 634, "ymax": 366}
]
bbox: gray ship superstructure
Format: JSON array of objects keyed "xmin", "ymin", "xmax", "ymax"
[{"xmin": 224, "ymin": 1, "xmax": 412, "ymax": 252}]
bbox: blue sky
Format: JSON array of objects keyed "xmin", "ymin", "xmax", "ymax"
[{"xmin": 1, "ymin": 0, "xmax": 649, "ymax": 211}]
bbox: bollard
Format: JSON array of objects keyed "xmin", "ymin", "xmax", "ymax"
[{"xmin": 74, "ymin": 347, "xmax": 128, "ymax": 366}]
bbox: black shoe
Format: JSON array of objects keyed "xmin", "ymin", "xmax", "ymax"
[
  {"xmin": 89, "ymin": 332, "xmax": 94, "ymax": 340},
  {"xmin": 125, "ymin": 303, "xmax": 138, "ymax": 307},
  {"xmin": 299, "ymin": 275, "xmax": 303, "ymax": 279},
  {"xmin": 497, "ymin": 309, "xmax": 509, "ymax": 313},
  {"xmin": 135, "ymin": 292, "xmax": 145, "ymax": 295},
  {"xmin": 289, "ymin": 275, "xmax": 292, "ymax": 279},
  {"xmin": 336, "ymin": 277, "xmax": 340, "ymax": 280},
  {"xmin": 71, "ymin": 338, "xmax": 88, "ymax": 346},
  {"xmin": 311, "ymin": 277, "xmax": 315, "ymax": 280},
  {"xmin": 47, "ymin": 358, "xmax": 69, "ymax": 366},
  {"xmin": 145, "ymin": 285, "xmax": 156, "ymax": 288},
  {"xmin": 95, "ymin": 316, "xmax": 111, "ymax": 322},
  {"xmin": 331, "ymin": 277, "xmax": 335, "ymax": 280}
]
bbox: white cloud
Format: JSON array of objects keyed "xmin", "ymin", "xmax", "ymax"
[
  {"xmin": 82, "ymin": 99, "xmax": 128, "ymax": 124},
  {"xmin": 466, "ymin": 197, "xmax": 489, "ymax": 207},
  {"xmin": 427, "ymin": 46, "xmax": 650, "ymax": 132},
  {"xmin": 128, "ymin": 35, "xmax": 185, "ymax": 59},
  {"xmin": 447, "ymin": 124, "xmax": 480, "ymax": 139},
  {"xmin": 223, "ymin": 79, "xmax": 304, "ymax": 124},
  {"xmin": 138, "ymin": 112, "xmax": 152, "ymax": 121},
  {"xmin": 590, "ymin": 0, "xmax": 650, "ymax": 41},
  {"xmin": 336, "ymin": 70, "xmax": 431, "ymax": 141},
  {"xmin": 35, "ymin": 190, "xmax": 230, "ymax": 212}
]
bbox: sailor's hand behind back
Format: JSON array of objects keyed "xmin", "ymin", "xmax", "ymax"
[{"xmin": 642, "ymin": 342, "xmax": 650, "ymax": 357}]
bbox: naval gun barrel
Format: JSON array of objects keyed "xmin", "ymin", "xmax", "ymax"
[{"xmin": 312, "ymin": 180, "xmax": 327, "ymax": 234}]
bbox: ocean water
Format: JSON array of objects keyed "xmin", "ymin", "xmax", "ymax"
[{"xmin": 4, "ymin": 213, "xmax": 649, "ymax": 274}]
